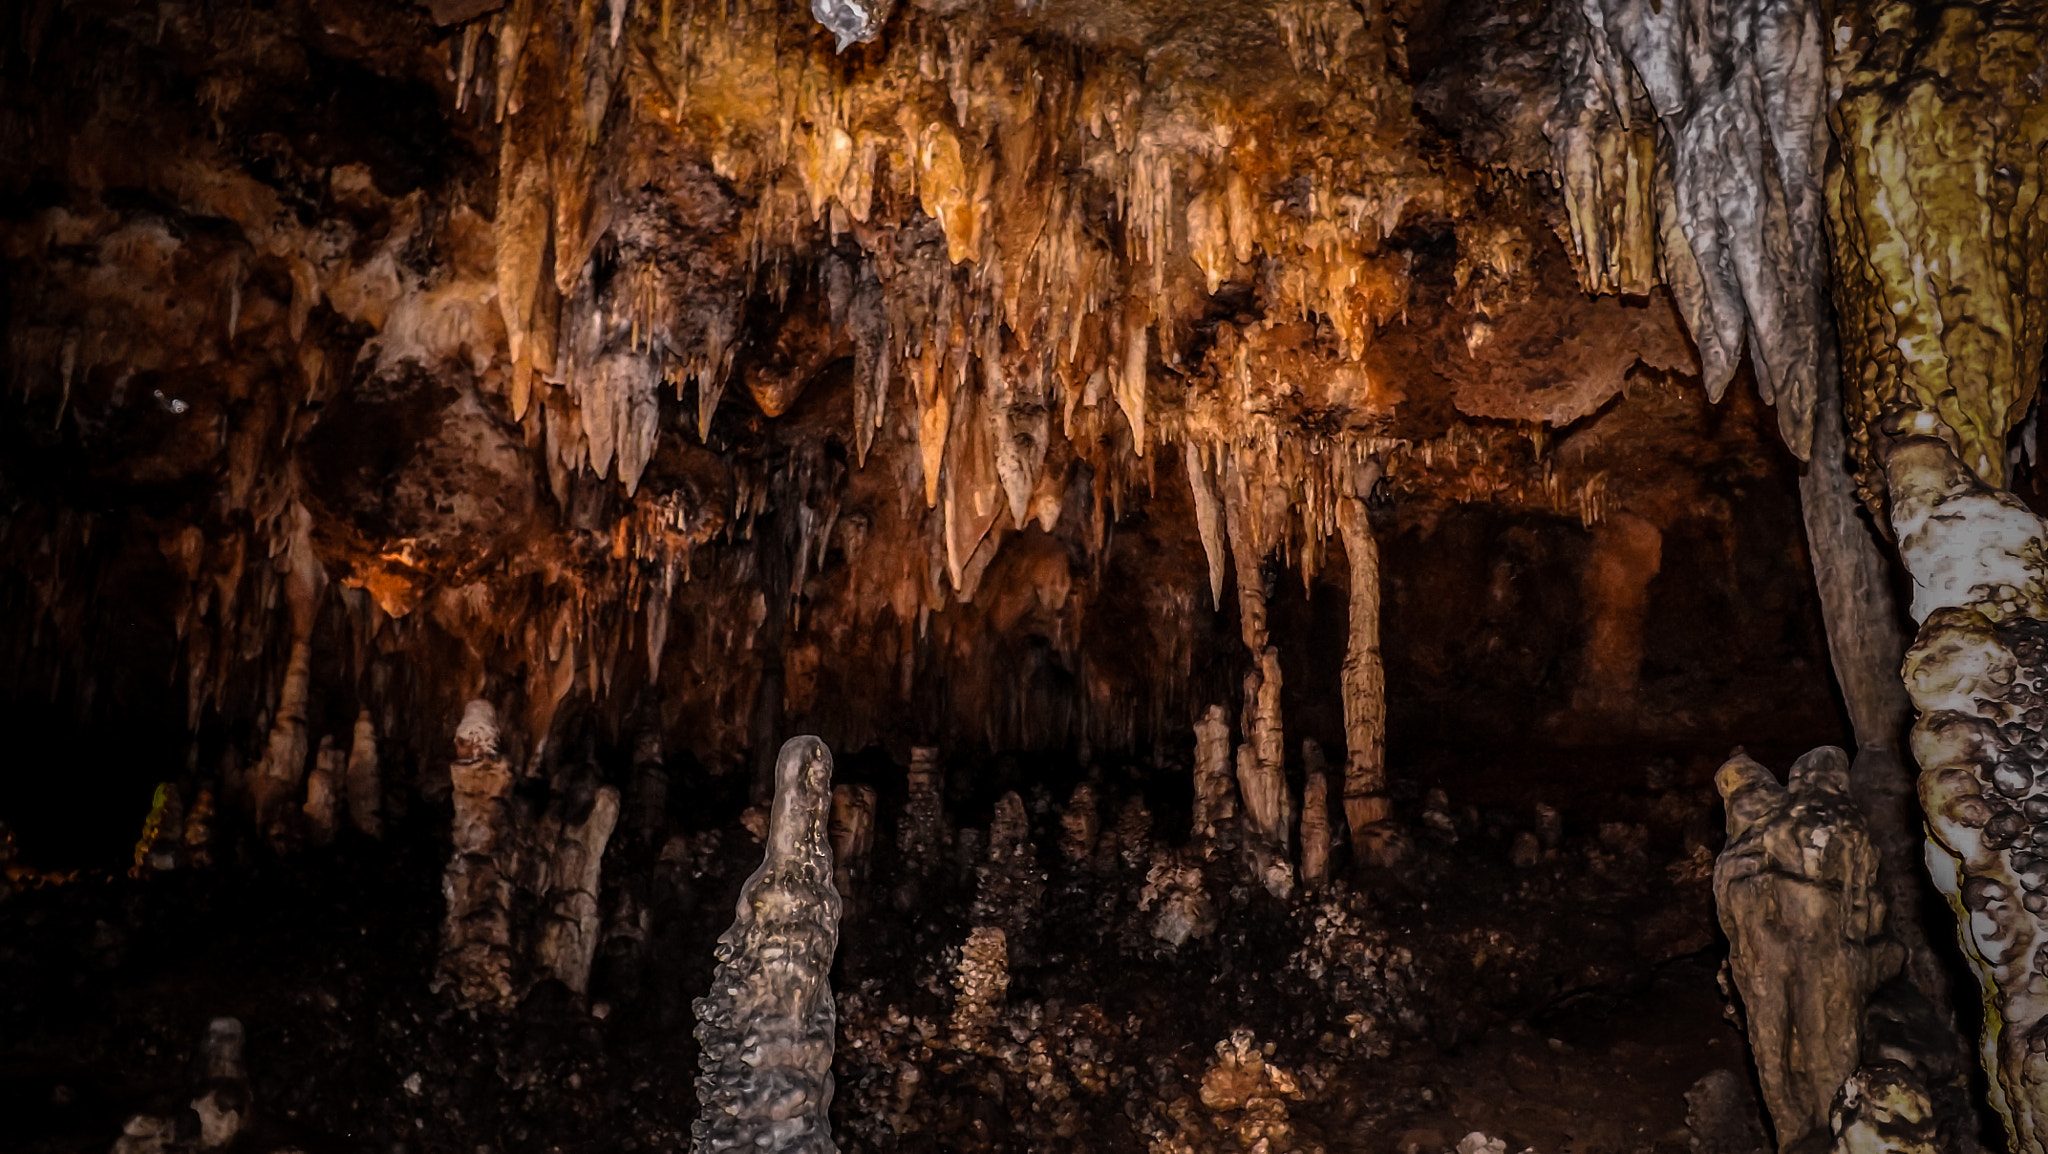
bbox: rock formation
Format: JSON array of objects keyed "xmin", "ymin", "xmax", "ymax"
[
  {"xmin": 692, "ymin": 736, "xmax": 841, "ymax": 1154},
  {"xmin": 1712, "ymin": 747, "xmax": 1899, "ymax": 1150},
  {"xmin": 436, "ymin": 700, "xmax": 521, "ymax": 1008}
]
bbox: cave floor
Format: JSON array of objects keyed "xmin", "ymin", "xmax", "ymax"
[{"xmin": 1, "ymin": 743, "xmax": 1773, "ymax": 1154}]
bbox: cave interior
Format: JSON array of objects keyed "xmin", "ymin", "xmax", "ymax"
[{"xmin": 5, "ymin": 0, "xmax": 2048, "ymax": 1151}]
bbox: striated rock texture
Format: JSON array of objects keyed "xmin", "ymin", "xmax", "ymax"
[
  {"xmin": 1712, "ymin": 746, "xmax": 1897, "ymax": 1152},
  {"xmin": 692, "ymin": 736, "xmax": 841, "ymax": 1154}
]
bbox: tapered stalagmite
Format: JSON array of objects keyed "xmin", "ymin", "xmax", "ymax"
[
  {"xmin": 1713, "ymin": 747, "xmax": 1898, "ymax": 1152},
  {"xmin": 1336, "ymin": 485, "xmax": 1395, "ymax": 864},
  {"xmin": 692, "ymin": 736, "xmax": 841, "ymax": 1154},
  {"xmin": 436, "ymin": 700, "xmax": 519, "ymax": 1008}
]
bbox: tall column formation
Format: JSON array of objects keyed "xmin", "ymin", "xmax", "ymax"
[
  {"xmin": 1223, "ymin": 454, "xmax": 1293, "ymax": 897},
  {"xmin": 1798, "ymin": 372, "xmax": 1936, "ymax": 998},
  {"xmin": 1823, "ymin": 2, "xmax": 2048, "ymax": 1145},
  {"xmin": 1335, "ymin": 483, "xmax": 1397, "ymax": 865},
  {"xmin": 1713, "ymin": 747, "xmax": 1899, "ymax": 1152},
  {"xmin": 692, "ymin": 736, "xmax": 841, "ymax": 1154},
  {"xmin": 1886, "ymin": 435, "xmax": 2048, "ymax": 1149},
  {"xmin": 435, "ymin": 700, "xmax": 520, "ymax": 1008}
]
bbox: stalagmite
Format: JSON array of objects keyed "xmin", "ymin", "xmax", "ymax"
[
  {"xmin": 344, "ymin": 710, "xmax": 381, "ymax": 839},
  {"xmin": 973, "ymin": 791, "xmax": 1043, "ymax": 951},
  {"xmin": 1192, "ymin": 705, "xmax": 1239, "ymax": 839},
  {"xmin": 949, "ymin": 925, "xmax": 1009, "ymax": 1054},
  {"xmin": 250, "ymin": 505, "xmax": 324, "ymax": 849},
  {"xmin": 1142, "ymin": 854, "xmax": 1216, "ymax": 948},
  {"xmin": 1712, "ymin": 747, "xmax": 1899, "ymax": 1152},
  {"xmin": 535, "ymin": 785, "xmax": 621, "ymax": 996},
  {"xmin": 692, "ymin": 736, "xmax": 841, "ymax": 1154},
  {"xmin": 191, "ymin": 1017, "xmax": 250, "ymax": 1150},
  {"xmin": 1336, "ymin": 482, "xmax": 1397, "ymax": 866},
  {"xmin": 1300, "ymin": 741, "xmax": 1332, "ymax": 887},
  {"xmin": 1237, "ymin": 650, "xmax": 1294, "ymax": 899},
  {"xmin": 1060, "ymin": 781, "xmax": 1100, "ymax": 864},
  {"xmin": 435, "ymin": 700, "xmax": 520, "ymax": 1008},
  {"xmin": 629, "ymin": 731, "xmax": 669, "ymax": 846},
  {"xmin": 900, "ymin": 745, "xmax": 946, "ymax": 864},
  {"xmin": 1829, "ymin": 1063, "xmax": 1940, "ymax": 1154},
  {"xmin": 302, "ymin": 735, "xmax": 343, "ymax": 848},
  {"xmin": 829, "ymin": 783, "xmax": 875, "ymax": 909}
]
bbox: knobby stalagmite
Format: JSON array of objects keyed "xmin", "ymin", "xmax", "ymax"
[{"xmin": 692, "ymin": 736, "xmax": 841, "ymax": 1154}]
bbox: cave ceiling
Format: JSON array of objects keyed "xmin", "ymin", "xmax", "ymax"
[{"xmin": 0, "ymin": 0, "xmax": 1889, "ymax": 788}]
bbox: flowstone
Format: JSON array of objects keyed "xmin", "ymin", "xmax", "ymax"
[{"xmin": 691, "ymin": 736, "xmax": 842, "ymax": 1154}]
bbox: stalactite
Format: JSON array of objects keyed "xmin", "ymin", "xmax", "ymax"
[
  {"xmin": 692, "ymin": 736, "xmax": 841, "ymax": 1154},
  {"xmin": 1549, "ymin": 0, "xmax": 1833, "ymax": 458}
]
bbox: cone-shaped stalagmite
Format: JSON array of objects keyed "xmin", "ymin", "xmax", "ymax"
[{"xmin": 692, "ymin": 737, "xmax": 841, "ymax": 1154}]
